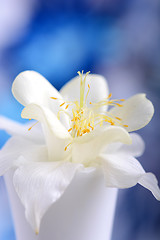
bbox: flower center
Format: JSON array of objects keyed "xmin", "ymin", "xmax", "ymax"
[{"xmin": 51, "ymin": 71, "xmax": 128, "ymax": 144}]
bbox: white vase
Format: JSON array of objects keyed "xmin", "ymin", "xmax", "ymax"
[{"xmin": 5, "ymin": 169, "xmax": 117, "ymax": 240}]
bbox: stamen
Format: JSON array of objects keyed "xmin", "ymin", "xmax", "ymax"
[
  {"xmin": 65, "ymin": 104, "xmax": 69, "ymax": 109},
  {"xmin": 50, "ymin": 97, "xmax": 58, "ymax": 100},
  {"xmin": 50, "ymin": 71, "xmax": 128, "ymax": 149},
  {"xmin": 82, "ymin": 129, "xmax": 90, "ymax": 134},
  {"xmin": 64, "ymin": 142, "xmax": 72, "ymax": 151},
  {"xmin": 85, "ymin": 83, "xmax": 91, "ymax": 104},
  {"xmin": 60, "ymin": 102, "xmax": 65, "ymax": 107},
  {"xmin": 107, "ymin": 93, "xmax": 112, "ymax": 99},
  {"xmin": 78, "ymin": 70, "xmax": 90, "ymax": 108},
  {"xmin": 28, "ymin": 121, "xmax": 38, "ymax": 131},
  {"xmin": 115, "ymin": 103, "xmax": 123, "ymax": 107},
  {"xmin": 88, "ymin": 123, "xmax": 94, "ymax": 130},
  {"xmin": 115, "ymin": 117, "xmax": 121, "ymax": 120}
]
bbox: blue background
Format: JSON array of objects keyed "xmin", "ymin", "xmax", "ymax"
[{"xmin": 0, "ymin": 0, "xmax": 160, "ymax": 239}]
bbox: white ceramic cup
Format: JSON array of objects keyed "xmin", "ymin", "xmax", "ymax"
[{"xmin": 5, "ymin": 169, "xmax": 117, "ymax": 240}]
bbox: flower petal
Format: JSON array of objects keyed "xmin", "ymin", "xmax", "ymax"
[
  {"xmin": 0, "ymin": 116, "xmax": 44, "ymax": 144},
  {"xmin": 100, "ymin": 153, "xmax": 160, "ymax": 200},
  {"xmin": 101, "ymin": 153, "xmax": 145, "ymax": 188},
  {"xmin": 109, "ymin": 94, "xmax": 154, "ymax": 132},
  {"xmin": 104, "ymin": 133, "xmax": 145, "ymax": 157},
  {"xmin": 0, "ymin": 136, "xmax": 47, "ymax": 175},
  {"xmin": 60, "ymin": 74, "xmax": 109, "ymax": 109},
  {"xmin": 12, "ymin": 71, "xmax": 62, "ymax": 108},
  {"xmin": 12, "ymin": 71, "xmax": 70, "ymax": 128},
  {"xmin": 72, "ymin": 126, "xmax": 131, "ymax": 166},
  {"xmin": 139, "ymin": 173, "xmax": 160, "ymax": 200},
  {"xmin": 22, "ymin": 104, "xmax": 72, "ymax": 161},
  {"xmin": 13, "ymin": 161, "xmax": 82, "ymax": 232}
]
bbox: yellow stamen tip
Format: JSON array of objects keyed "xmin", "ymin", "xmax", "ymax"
[
  {"xmin": 116, "ymin": 117, "xmax": 121, "ymax": 120},
  {"xmin": 60, "ymin": 102, "xmax": 65, "ymax": 107},
  {"xmin": 50, "ymin": 97, "xmax": 57, "ymax": 100},
  {"xmin": 116, "ymin": 103, "xmax": 123, "ymax": 107},
  {"xmin": 108, "ymin": 93, "xmax": 112, "ymax": 98},
  {"xmin": 65, "ymin": 104, "xmax": 69, "ymax": 109}
]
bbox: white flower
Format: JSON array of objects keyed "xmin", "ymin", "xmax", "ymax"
[{"xmin": 0, "ymin": 70, "xmax": 160, "ymax": 233}]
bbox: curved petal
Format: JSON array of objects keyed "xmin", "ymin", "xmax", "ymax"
[
  {"xmin": 104, "ymin": 133, "xmax": 145, "ymax": 157},
  {"xmin": 101, "ymin": 153, "xmax": 145, "ymax": 188},
  {"xmin": 100, "ymin": 154, "xmax": 160, "ymax": 200},
  {"xmin": 22, "ymin": 104, "xmax": 72, "ymax": 162},
  {"xmin": 0, "ymin": 116, "xmax": 44, "ymax": 144},
  {"xmin": 60, "ymin": 74, "xmax": 109, "ymax": 111},
  {"xmin": 12, "ymin": 71, "xmax": 70, "ymax": 129},
  {"xmin": 139, "ymin": 173, "xmax": 160, "ymax": 200},
  {"xmin": 0, "ymin": 136, "xmax": 47, "ymax": 175},
  {"xmin": 72, "ymin": 126, "xmax": 131, "ymax": 166},
  {"xmin": 13, "ymin": 161, "xmax": 82, "ymax": 232},
  {"xmin": 109, "ymin": 94, "xmax": 154, "ymax": 132}
]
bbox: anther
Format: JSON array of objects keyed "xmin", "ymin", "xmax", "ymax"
[
  {"xmin": 64, "ymin": 142, "xmax": 72, "ymax": 151},
  {"xmin": 65, "ymin": 104, "xmax": 69, "ymax": 109},
  {"xmin": 88, "ymin": 123, "xmax": 94, "ymax": 130},
  {"xmin": 115, "ymin": 103, "xmax": 123, "ymax": 107},
  {"xmin": 50, "ymin": 97, "xmax": 57, "ymax": 100},
  {"xmin": 108, "ymin": 93, "xmax": 112, "ymax": 99},
  {"xmin": 115, "ymin": 117, "xmax": 121, "ymax": 120},
  {"xmin": 60, "ymin": 102, "xmax": 65, "ymax": 107},
  {"xmin": 28, "ymin": 121, "xmax": 38, "ymax": 131}
]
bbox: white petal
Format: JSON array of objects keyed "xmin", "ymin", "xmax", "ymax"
[
  {"xmin": 138, "ymin": 173, "xmax": 160, "ymax": 200},
  {"xmin": 13, "ymin": 161, "xmax": 82, "ymax": 232},
  {"xmin": 12, "ymin": 71, "xmax": 62, "ymax": 108},
  {"xmin": 104, "ymin": 133, "xmax": 145, "ymax": 157},
  {"xmin": 0, "ymin": 116, "xmax": 44, "ymax": 144},
  {"xmin": 101, "ymin": 153, "xmax": 145, "ymax": 188},
  {"xmin": 60, "ymin": 74, "xmax": 109, "ymax": 110},
  {"xmin": 0, "ymin": 136, "xmax": 47, "ymax": 175},
  {"xmin": 12, "ymin": 71, "xmax": 70, "ymax": 128},
  {"xmin": 100, "ymin": 154, "xmax": 160, "ymax": 200},
  {"xmin": 22, "ymin": 104, "xmax": 72, "ymax": 161},
  {"xmin": 109, "ymin": 94, "xmax": 154, "ymax": 132},
  {"xmin": 72, "ymin": 126, "xmax": 131, "ymax": 166}
]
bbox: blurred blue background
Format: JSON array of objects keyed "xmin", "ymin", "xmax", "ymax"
[{"xmin": 0, "ymin": 0, "xmax": 160, "ymax": 239}]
